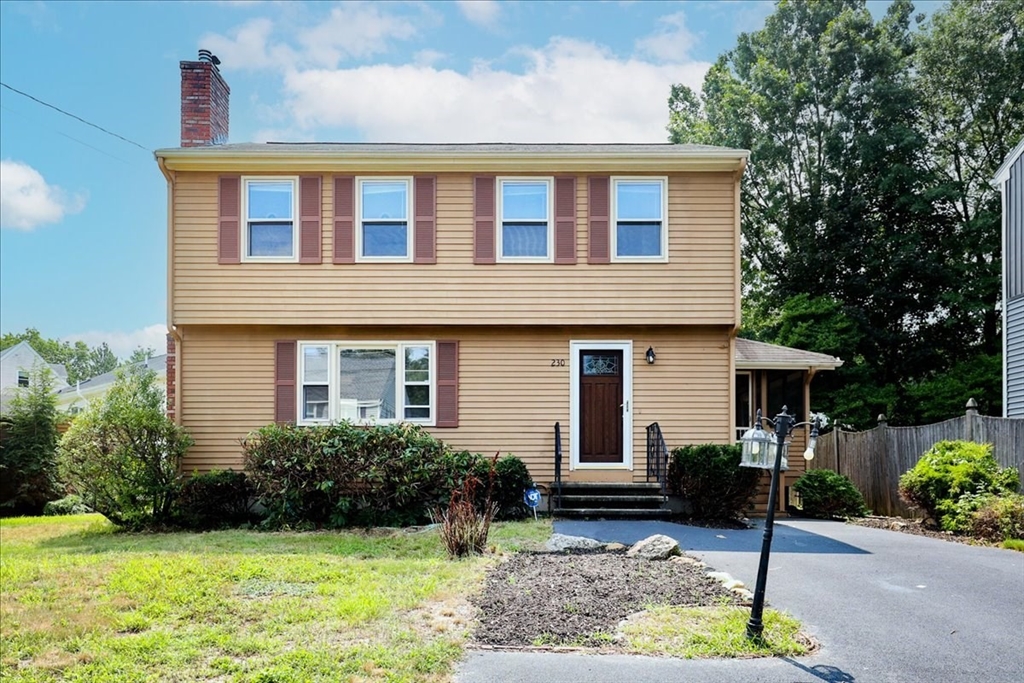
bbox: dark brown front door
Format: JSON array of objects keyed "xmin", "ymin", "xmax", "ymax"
[{"xmin": 579, "ymin": 349, "xmax": 623, "ymax": 463}]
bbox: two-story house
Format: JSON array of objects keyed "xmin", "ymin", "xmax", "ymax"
[
  {"xmin": 157, "ymin": 52, "xmax": 841, "ymax": 514},
  {"xmin": 0, "ymin": 341, "xmax": 69, "ymax": 414},
  {"xmin": 994, "ymin": 138, "xmax": 1024, "ymax": 418}
]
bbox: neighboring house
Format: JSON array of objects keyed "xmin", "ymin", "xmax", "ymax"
[
  {"xmin": 155, "ymin": 52, "xmax": 842, "ymax": 511},
  {"xmin": 995, "ymin": 138, "xmax": 1024, "ymax": 418},
  {"xmin": 0, "ymin": 341, "xmax": 70, "ymax": 414},
  {"xmin": 55, "ymin": 355, "xmax": 168, "ymax": 415}
]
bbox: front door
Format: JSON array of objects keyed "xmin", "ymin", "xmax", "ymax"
[{"xmin": 579, "ymin": 349, "xmax": 624, "ymax": 464}]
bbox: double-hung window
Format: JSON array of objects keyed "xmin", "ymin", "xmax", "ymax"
[
  {"xmin": 244, "ymin": 178, "xmax": 297, "ymax": 259},
  {"xmin": 499, "ymin": 179, "xmax": 552, "ymax": 260},
  {"xmin": 612, "ymin": 178, "xmax": 667, "ymax": 260},
  {"xmin": 358, "ymin": 179, "xmax": 412, "ymax": 259},
  {"xmin": 298, "ymin": 341, "xmax": 434, "ymax": 425}
]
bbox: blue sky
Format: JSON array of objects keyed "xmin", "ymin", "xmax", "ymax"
[{"xmin": 0, "ymin": 0, "xmax": 940, "ymax": 358}]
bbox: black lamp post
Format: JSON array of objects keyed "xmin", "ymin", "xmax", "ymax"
[{"xmin": 740, "ymin": 406, "xmax": 821, "ymax": 641}]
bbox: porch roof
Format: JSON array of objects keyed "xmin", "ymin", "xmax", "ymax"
[{"xmin": 735, "ymin": 338, "xmax": 843, "ymax": 371}]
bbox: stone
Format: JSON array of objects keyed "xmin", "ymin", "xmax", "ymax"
[
  {"xmin": 544, "ymin": 533, "xmax": 604, "ymax": 552},
  {"xmin": 604, "ymin": 542, "xmax": 627, "ymax": 552},
  {"xmin": 625, "ymin": 534, "xmax": 681, "ymax": 560}
]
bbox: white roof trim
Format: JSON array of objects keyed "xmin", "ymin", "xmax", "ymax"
[{"xmin": 993, "ymin": 138, "xmax": 1024, "ymax": 186}]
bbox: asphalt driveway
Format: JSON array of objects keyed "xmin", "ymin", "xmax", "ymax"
[{"xmin": 456, "ymin": 519, "xmax": 1024, "ymax": 683}]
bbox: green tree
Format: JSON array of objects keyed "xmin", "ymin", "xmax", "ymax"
[
  {"xmin": 1, "ymin": 329, "xmax": 118, "ymax": 383},
  {"xmin": 57, "ymin": 365, "xmax": 192, "ymax": 529},
  {"xmin": 126, "ymin": 346, "xmax": 157, "ymax": 364},
  {"xmin": 0, "ymin": 365, "xmax": 61, "ymax": 515}
]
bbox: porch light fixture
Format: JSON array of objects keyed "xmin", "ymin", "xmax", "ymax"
[
  {"xmin": 645, "ymin": 346, "xmax": 656, "ymax": 364},
  {"xmin": 742, "ymin": 406, "xmax": 821, "ymax": 642}
]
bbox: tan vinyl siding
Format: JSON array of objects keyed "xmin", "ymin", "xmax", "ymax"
[
  {"xmin": 171, "ymin": 172, "xmax": 737, "ymax": 326},
  {"xmin": 177, "ymin": 324, "xmax": 732, "ymax": 483}
]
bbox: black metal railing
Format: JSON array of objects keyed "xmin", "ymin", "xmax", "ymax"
[
  {"xmin": 553, "ymin": 422, "xmax": 563, "ymax": 510},
  {"xmin": 646, "ymin": 422, "xmax": 669, "ymax": 494}
]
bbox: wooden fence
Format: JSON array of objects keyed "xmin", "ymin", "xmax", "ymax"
[{"xmin": 810, "ymin": 401, "xmax": 1024, "ymax": 517}]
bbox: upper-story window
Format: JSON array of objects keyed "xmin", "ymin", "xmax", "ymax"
[
  {"xmin": 358, "ymin": 179, "xmax": 412, "ymax": 260},
  {"xmin": 17, "ymin": 371, "xmax": 29, "ymax": 388},
  {"xmin": 612, "ymin": 178, "xmax": 667, "ymax": 261},
  {"xmin": 244, "ymin": 178, "xmax": 298, "ymax": 260},
  {"xmin": 499, "ymin": 179, "xmax": 552, "ymax": 261}
]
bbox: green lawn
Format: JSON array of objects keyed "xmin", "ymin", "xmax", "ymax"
[{"xmin": 0, "ymin": 514, "xmax": 550, "ymax": 682}]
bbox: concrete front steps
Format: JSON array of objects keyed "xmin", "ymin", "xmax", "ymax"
[{"xmin": 551, "ymin": 482, "xmax": 671, "ymax": 520}]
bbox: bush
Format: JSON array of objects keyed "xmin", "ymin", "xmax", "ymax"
[
  {"xmin": 0, "ymin": 366, "xmax": 61, "ymax": 516},
  {"xmin": 175, "ymin": 470, "xmax": 257, "ymax": 530},
  {"xmin": 793, "ymin": 470, "xmax": 868, "ymax": 519},
  {"xmin": 57, "ymin": 365, "xmax": 193, "ymax": 530},
  {"xmin": 667, "ymin": 443, "xmax": 761, "ymax": 520},
  {"xmin": 435, "ymin": 468, "xmax": 495, "ymax": 558},
  {"xmin": 969, "ymin": 494, "xmax": 1024, "ymax": 542},
  {"xmin": 243, "ymin": 422, "xmax": 533, "ymax": 528},
  {"xmin": 898, "ymin": 440, "xmax": 1019, "ymax": 529},
  {"xmin": 43, "ymin": 494, "xmax": 92, "ymax": 516}
]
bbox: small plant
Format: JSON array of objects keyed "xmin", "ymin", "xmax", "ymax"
[
  {"xmin": 898, "ymin": 440, "xmax": 1019, "ymax": 529},
  {"xmin": 57, "ymin": 364, "xmax": 193, "ymax": 530},
  {"xmin": 793, "ymin": 470, "xmax": 868, "ymax": 519},
  {"xmin": 174, "ymin": 470, "xmax": 257, "ymax": 530},
  {"xmin": 42, "ymin": 494, "xmax": 93, "ymax": 516},
  {"xmin": 668, "ymin": 444, "xmax": 761, "ymax": 520},
  {"xmin": 435, "ymin": 456, "xmax": 496, "ymax": 558},
  {"xmin": 969, "ymin": 494, "xmax": 1024, "ymax": 542}
]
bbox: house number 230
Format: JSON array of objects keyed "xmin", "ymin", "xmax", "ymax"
[{"xmin": 550, "ymin": 359, "xmax": 566, "ymax": 367}]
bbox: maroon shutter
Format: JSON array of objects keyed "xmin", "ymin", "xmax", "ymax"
[
  {"xmin": 274, "ymin": 341, "xmax": 297, "ymax": 424},
  {"xmin": 554, "ymin": 176, "xmax": 577, "ymax": 264},
  {"xmin": 218, "ymin": 176, "xmax": 241, "ymax": 264},
  {"xmin": 436, "ymin": 340, "xmax": 459, "ymax": 428},
  {"xmin": 414, "ymin": 176, "xmax": 436, "ymax": 264},
  {"xmin": 473, "ymin": 176, "xmax": 496, "ymax": 264},
  {"xmin": 333, "ymin": 176, "xmax": 355, "ymax": 264},
  {"xmin": 588, "ymin": 176, "xmax": 610, "ymax": 264},
  {"xmin": 299, "ymin": 176, "xmax": 322, "ymax": 264}
]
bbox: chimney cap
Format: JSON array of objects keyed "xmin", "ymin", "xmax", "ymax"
[{"xmin": 197, "ymin": 49, "xmax": 221, "ymax": 66}]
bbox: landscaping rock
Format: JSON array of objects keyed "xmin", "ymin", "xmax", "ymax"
[
  {"xmin": 544, "ymin": 533, "xmax": 604, "ymax": 552},
  {"xmin": 605, "ymin": 542, "xmax": 627, "ymax": 552},
  {"xmin": 625, "ymin": 534, "xmax": 681, "ymax": 560}
]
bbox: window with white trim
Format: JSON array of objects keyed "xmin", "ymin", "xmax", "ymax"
[
  {"xmin": 498, "ymin": 178, "xmax": 552, "ymax": 260},
  {"xmin": 612, "ymin": 178, "xmax": 667, "ymax": 260},
  {"xmin": 298, "ymin": 342, "xmax": 434, "ymax": 425},
  {"xmin": 358, "ymin": 178, "xmax": 412, "ymax": 259},
  {"xmin": 244, "ymin": 178, "xmax": 298, "ymax": 260}
]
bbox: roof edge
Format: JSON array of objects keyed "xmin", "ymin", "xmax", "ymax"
[{"xmin": 993, "ymin": 137, "xmax": 1024, "ymax": 185}]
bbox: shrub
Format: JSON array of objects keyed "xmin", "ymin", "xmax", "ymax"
[
  {"xmin": 43, "ymin": 494, "xmax": 92, "ymax": 516},
  {"xmin": 435, "ymin": 469, "xmax": 495, "ymax": 558},
  {"xmin": 969, "ymin": 494, "xmax": 1024, "ymax": 542},
  {"xmin": 792, "ymin": 470, "xmax": 868, "ymax": 519},
  {"xmin": 898, "ymin": 440, "xmax": 1019, "ymax": 528},
  {"xmin": 57, "ymin": 365, "xmax": 193, "ymax": 530},
  {"xmin": 175, "ymin": 470, "xmax": 257, "ymax": 530},
  {"xmin": 0, "ymin": 366, "xmax": 61, "ymax": 516},
  {"xmin": 668, "ymin": 444, "xmax": 761, "ymax": 520},
  {"xmin": 475, "ymin": 453, "xmax": 533, "ymax": 521}
]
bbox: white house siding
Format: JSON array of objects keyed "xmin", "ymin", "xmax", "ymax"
[{"xmin": 1002, "ymin": 142, "xmax": 1024, "ymax": 417}]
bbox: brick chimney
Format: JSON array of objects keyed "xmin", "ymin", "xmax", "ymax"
[{"xmin": 180, "ymin": 49, "xmax": 229, "ymax": 147}]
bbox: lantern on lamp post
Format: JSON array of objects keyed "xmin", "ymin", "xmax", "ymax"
[{"xmin": 739, "ymin": 406, "xmax": 821, "ymax": 641}]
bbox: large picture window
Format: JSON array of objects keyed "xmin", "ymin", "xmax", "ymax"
[
  {"xmin": 244, "ymin": 178, "xmax": 297, "ymax": 259},
  {"xmin": 358, "ymin": 179, "xmax": 412, "ymax": 259},
  {"xmin": 298, "ymin": 341, "xmax": 434, "ymax": 425},
  {"xmin": 612, "ymin": 178, "xmax": 667, "ymax": 260},
  {"xmin": 498, "ymin": 179, "xmax": 552, "ymax": 260}
]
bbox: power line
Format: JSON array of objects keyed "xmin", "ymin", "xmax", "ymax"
[
  {"xmin": 1, "ymin": 81, "xmax": 151, "ymax": 152},
  {"xmin": 1, "ymin": 103, "xmax": 135, "ymax": 165}
]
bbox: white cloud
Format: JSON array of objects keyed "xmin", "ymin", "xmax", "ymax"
[
  {"xmin": 280, "ymin": 38, "xmax": 709, "ymax": 142},
  {"xmin": 457, "ymin": 0, "xmax": 501, "ymax": 27},
  {"xmin": 635, "ymin": 11, "xmax": 698, "ymax": 62},
  {"xmin": 63, "ymin": 324, "xmax": 167, "ymax": 359},
  {"xmin": 201, "ymin": 3, "xmax": 423, "ymax": 71},
  {"xmin": 0, "ymin": 160, "xmax": 86, "ymax": 231}
]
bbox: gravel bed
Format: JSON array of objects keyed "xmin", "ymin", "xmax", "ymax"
[
  {"xmin": 848, "ymin": 515, "xmax": 988, "ymax": 545},
  {"xmin": 473, "ymin": 549, "xmax": 739, "ymax": 647}
]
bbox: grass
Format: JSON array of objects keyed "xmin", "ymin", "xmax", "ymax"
[
  {"xmin": 1002, "ymin": 538, "xmax": 1024, "ymax": 552},
  {"xmin": 619, "ymin": 606, "xmax": 810, "ymax": 659},
  {"xmin": 0, "ymin": 514, "xmax": 550, "ymax": 682}
]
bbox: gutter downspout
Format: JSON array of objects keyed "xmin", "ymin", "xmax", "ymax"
[{"xmin": 157, "ymin": 156, "xmax": 182, "ymax": 425}]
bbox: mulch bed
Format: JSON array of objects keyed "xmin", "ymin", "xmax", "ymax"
[
  {"xmin": 848, "ymin": 515, "xmax": 990, "ymax": 546},
  {"xmin": 472, "ymin": 549, "xmax": 739, "ymax": 647}
]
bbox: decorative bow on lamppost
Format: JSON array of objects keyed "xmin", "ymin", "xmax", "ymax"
[{"xmin": 739, "ymin": 406, "xmax": 823, "ymax": 641}]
